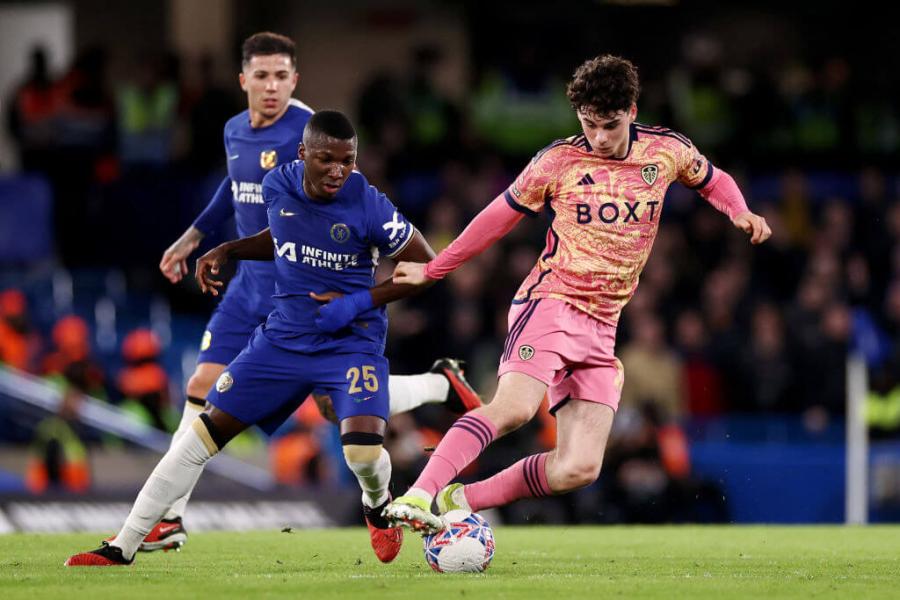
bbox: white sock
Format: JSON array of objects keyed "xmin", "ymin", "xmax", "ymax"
[
  {"xmin": 347, "ymin": 448, "xmax": 392, "ymax": 508},
  {"xmin": 163, "ymin": 401, "xmax": 204, "ymax": 520},
  {"xmin": 388, "ymin": 374, "xmax": 449, "ymax": 416},
  {"xmin": 111, "ymin": 421, "xmax": 218, "ymax": 559}
]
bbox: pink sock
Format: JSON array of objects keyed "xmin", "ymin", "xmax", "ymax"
[
  {"xmin": 413, "ymin": 414, "xmax": 498, "ymax": 496},
  {"xmin": 464, "ymin": 453, "xmax": 551, "ymax": 511}
]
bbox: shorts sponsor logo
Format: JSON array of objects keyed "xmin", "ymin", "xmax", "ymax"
[
  {"xmin": 330, "ymin": 223, "xmax": 350, "ymax": 243},
  {"xmin": 200, "ymin": 331, "xmax": 212, "ymax": 351},
  {"xmin": 216, "ymin": 372, "xmax": 234, "ymax": 393},
  {"xmin": 641, "ymin": 164, "xmax": 659, "ymax": 186},
  {"xmin": 260, "ymin": 149, "xmax": 278, "ymax": 170},
  {"xmin": 518, "ymin": 345, "xmax": 535, "ymax": 361}
]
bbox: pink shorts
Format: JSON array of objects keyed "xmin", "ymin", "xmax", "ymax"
[{"xmin": 498, "ymin": 298, "xmax": 624, "ymax": 413}]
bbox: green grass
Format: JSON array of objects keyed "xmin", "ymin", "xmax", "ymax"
[{"xmin": 2, "ymin": 526, "xmax": 899, "ymax": 599}]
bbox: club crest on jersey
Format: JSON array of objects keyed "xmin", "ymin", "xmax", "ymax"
[
  {"xmin": 330, "ymin": 223, "xmax": 350, "ymax": 243},
  {"xmin": 200, "ymin": 330, "xmax": 212, "ymax": 351},
  {"xmin": 641, "ymin": 164, "xmax": 658, "ymax": 186},
  {"xmin": 260, "ymin": 149, "xmax": 278, "ymax": 170},
  {"xmin": 518, "ymin": 345, "xmax": 535, "ymax": 361},
  {"xmin": 216, "ymin": 371, "xmax": 233, "ymax": 393}
]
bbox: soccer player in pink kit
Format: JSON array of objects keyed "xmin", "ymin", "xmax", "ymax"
[{"xmin": 384, "ymin": 54, "xmax": 772, "ymax": 533}]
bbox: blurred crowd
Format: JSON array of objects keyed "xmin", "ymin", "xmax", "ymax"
[{"xmin": 3, "ymin": 29, "xmax": 900, "ymax": 522}]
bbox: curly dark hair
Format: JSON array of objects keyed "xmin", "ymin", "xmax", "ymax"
[
  {"xmin": 242, "ymin": 32, "xmax": 296, "ymax": 68},
  {"xmin": 566, "ymin": 54, "xmax": 640, "ymax": 116}
]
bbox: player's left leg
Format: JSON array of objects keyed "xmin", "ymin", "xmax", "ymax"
[
  {"xmin": 325, "ymin": 353, "xmax": 403, "ymax": 562},
  {"xmin": 439, "ymin": 398, "xmax": 614, "ymax": 514},
  {"xmin": 65, "ymin": 406, "xmax": 247, "ymax": 566},
  {"xmin": 339, "ymin": 415, "xmax": 403, "ymax": 563}
]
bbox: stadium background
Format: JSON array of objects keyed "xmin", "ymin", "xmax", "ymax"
[{"xmin": 0, "ymin": 0, "xmax": 898, "ymax": 532}]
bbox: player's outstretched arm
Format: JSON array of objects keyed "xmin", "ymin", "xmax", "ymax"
[
  {"xmin": 195, "ymin": 228, "xmax": 275, "ymax": 296},
  {"xmin": 311, "ymin": 230, "xmax": 436, "ymax": 332},
  {"xmin": 393, "ymin": 193, "xmax": 525, "ymax": 286},
  {"xmin": 160, "ymin": 226, "xmax": 204, "ymax": 283}
]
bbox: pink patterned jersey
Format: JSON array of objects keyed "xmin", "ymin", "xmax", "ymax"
[{"xmin": 506, "ymin": 123, "xmax": 712, "ymax": 326}]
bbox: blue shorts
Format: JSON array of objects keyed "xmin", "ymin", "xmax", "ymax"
[
  {"xmin": 205, "ymin": 328, "xmax": 390, "ymax": 435},
  {"xmin": 197, "ymin": 304, "xmax": 266, "ymax": 366}
]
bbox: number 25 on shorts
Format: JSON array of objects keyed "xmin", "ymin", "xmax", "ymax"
[{"xmin": 346, "ymin": 365, "xmax": 379, "ymax": 394}]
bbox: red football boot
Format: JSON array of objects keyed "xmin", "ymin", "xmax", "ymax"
[
  {"xmin": 65, "ymin": 542, "xmax": 133, "ymax": 567},
  {"xmin": 429, "ymin": 358, "xmax": 482, "ymax": 414},
  {"xmin": 364, "ymin": 498, "xmax": 403, "ymax": 563}
]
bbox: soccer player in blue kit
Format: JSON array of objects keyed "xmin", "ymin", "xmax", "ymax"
[
  {"xmin": 66, "ymin": 109, "xmax": 435, "ymax": 566},
  {"xmin": 144, "ymin": 32, "xmax": 479, "ymax": 552}
]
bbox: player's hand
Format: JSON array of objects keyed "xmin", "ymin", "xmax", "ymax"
[
  {"xmin": 311, "ymin": 290, "xmax": 373, "ymax": 332},
  {"xmin": 732, "ymin": 211, "xmax": 772, "ymax": 245},
  {"xmin": 392, "ymin": 261, "xmax": 430, "ymax": 286},
  {"xmin": 195, "ymin": 245, "xmax": 230, "ymax": 296},
  {"xmin": 160, "ymin": 228, "xmax": 203, "ymax": 283}
]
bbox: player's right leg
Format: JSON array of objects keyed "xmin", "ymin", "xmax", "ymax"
[
  {"xmin": 384, "ymin": 371, "xmax": 547, "ymax": 533},
  {"xmin": 132, "ymin": 362, "xmax": 224, "ymax": 551},
  {"xmin": 65, "ymin": 406, "xmax": 247, "ymax": 566},
  {"xmin": 139, "ymin": 308, "xmax": 257, "ymax": 551}
]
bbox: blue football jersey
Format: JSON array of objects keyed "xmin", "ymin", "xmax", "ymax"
[
  {"xmin": 260, "ymin": 160, "xmax": 415, "ymax": 355},
  {"xmin": 219, "ymin": 99, "xmax": 313, "ymax": 319}
]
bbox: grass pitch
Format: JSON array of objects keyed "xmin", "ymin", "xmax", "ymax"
[{"xmin": 2, "ymin": 526, "xmax": 899, "ymax": 599}]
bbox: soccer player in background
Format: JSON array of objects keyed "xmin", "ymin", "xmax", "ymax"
[
  {"xmin": 151, "ymin": 32, "xmax": 479, "ymax": 551},
  {"xmin": 67, "ymin": 110, "xmax": 434, "ymax": 566},
  {"xmin": 384, "ymin": 55, "xmax": 772, "ymax": 533}
]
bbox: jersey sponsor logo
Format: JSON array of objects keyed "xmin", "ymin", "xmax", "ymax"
[
  {"xmin": 275, "ymin": 237, "xmax": 361, "ymax": 270},
  {"xmin": 575, "ymin": 201, "xmax": 660, "ymax": 225},
  {"xmin": 215, "ymin": 371, "xmax": 233, "ymax": 393},
  {"xmin": 382, "ymin": 211, "xmax": 406, "ymax": 241},
  {"xmin": 260, "ymin": 149, "xmax": 278, "ymax": 170},
  {"xmin": 232, "ymin": 181, "xmax": 264, "ymax": 204},
  {"xmin": 330, "ymin": 223, "xmax": 350, "ymax": 243},
  {"xmin": 274, "ymin": 238, "xmax": 297, "ymax": 262},
  {"xmin": 641, "ymin": 164, "xmax": 659, "ymax": 186},
  {"xmin": 200, "ymin": 330, "xmax": 212, "ymax": 351},
  {"xmin": 279, "ymin": 208, "xmax": 297, "ymax": 217},
  {"xmin": 518, "ymin": 345, "xmax": 535, "ymax": 361}
]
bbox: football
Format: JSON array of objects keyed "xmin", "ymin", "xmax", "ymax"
[{"xmin": 423, "ymin": 510, "xmax": 495, "ymax": 573}]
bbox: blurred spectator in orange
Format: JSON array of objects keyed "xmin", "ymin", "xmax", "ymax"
[
  {"xmin": 6, "ymin": 46, "xmax": 60, "ymax": 170},
  {"xmin": 25, "ymin": 387, "xmax": 91, "ymax": 494},
  {"xmin": 42, "ymin": 315, "xmax": 105, "ymax": 398},
  {"xmin": 0, "ymin": 289, "xmax": 42, "ymax": 372},
  {"xmin": 117, "ymin": 328, "xmax": 171, "ymax": 431}
]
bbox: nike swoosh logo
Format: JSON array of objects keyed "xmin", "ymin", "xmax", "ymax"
[
  {"xmin": 279, "ymin": 208, "xmax": 297, "ymax": 217},
  {"xmin": 157, "ymin": 524, "xmax": 180, "ymax": 535},
  {"xmin": 354, "ymin": 396, "xmax": 374, "ymax": 403},
  {"xmin": 228, "ymin": 154, "xmax": 239, "ymax": 160}
]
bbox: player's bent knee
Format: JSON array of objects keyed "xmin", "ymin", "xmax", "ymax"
[
  {"xmin": 343, "ymin": 444, "xmax": 383, "ymax": 469},
  {"xmin": 341, "ymin": 431, "xmax": 385, "ymax": 467},
  {"xmin": 563, "ymin": 462, "xmax": 602, "ymax": 490}
]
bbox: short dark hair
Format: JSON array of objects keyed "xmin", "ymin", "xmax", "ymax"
[
  {"xmin": 241, "ymin": 32, "xmax": 296, "ymax": 68},
  {"xmin": 566, "ymin": 54, "xmax": 640, "ymax": 117},
  {"xmin": 304, "ymin": 110, "xmax": 357, "ymax": 145}
]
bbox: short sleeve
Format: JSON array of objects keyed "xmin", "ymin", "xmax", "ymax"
[
  {"xmin": 676, "ymin": 139, "xmax": 714, "ymax": 190},
  {"xmin": 367, "ymin": 186, "xmax": 415, "ymax": 258},
  {"xmin": 503, "ymin": 147, "xmax": 560, "ymax": 217}
]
